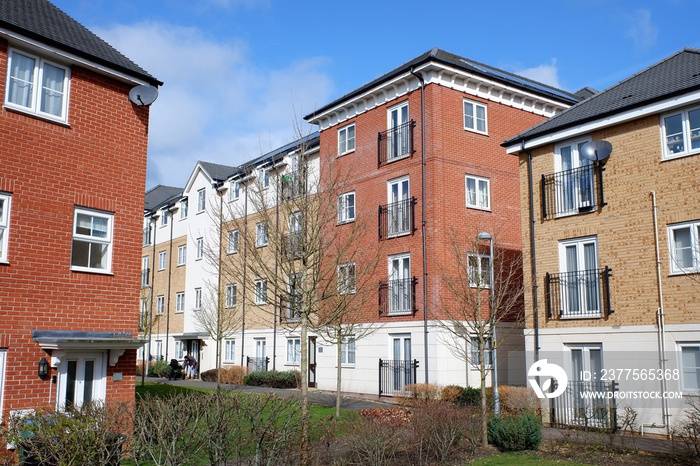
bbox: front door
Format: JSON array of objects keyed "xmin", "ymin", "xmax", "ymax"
[
  {"xmin": 569, "ymin": 345, "xmax": 604, "ymax": 424},
  {"xmin": 56, "ymin": 352, "xmax": 106, "ymax": 410},
  {"xmin": 308, "ymin": 337, "xmax": 317, "ymax": 388}
]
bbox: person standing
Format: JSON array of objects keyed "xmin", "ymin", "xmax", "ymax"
[{"xmin": 184, "ymin": 353, "xmax": 198, "ymax": 379}]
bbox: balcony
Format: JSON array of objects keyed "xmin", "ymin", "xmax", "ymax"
[
  {"xmin": 378, "ymin": 197, "xmax": 416, "ymax": 239},
  {"xmin": 541, "ymin": 164, "xmax": 606, "ymax": 218},
  {"xmin": 379, "ymin": 277, "xmax": 418, "ymax": 316},
  {"xmin": 281, "ymin": 171, "xmax": 305, "ymax": 200},
  {"xmin": 141, "ymin": 268, "xmax": 150, "ymax": 287},
  {"xmin": 282, "ymin": 231, "xmax": 304, "ymax": 260},
  {"xmin": 545, "ymin": 267, "xmax": 613, "ymax": 319},
  {"xmin": 279, "ymin": 293, "xmax": 301, "ymax": 323},
  {"xmin": 378, "ymin": 120, "xmax": 415, "ymax": 166}
]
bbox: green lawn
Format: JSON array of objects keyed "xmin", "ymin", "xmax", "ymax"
[{"xmin": 468, "ymin": 452, "xmax": 593, "ymax": 465}]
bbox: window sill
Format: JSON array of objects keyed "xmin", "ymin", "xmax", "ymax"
[
  {"xmin": 386, "ymin": 311, "xmax": 413, "ymax": 317},
  {"xmin": 669, "ymin": 270, "xmax": 700, "ymax": 277},
  {"xmin": 4, "ymin": 104, "xmax": 70, "ymax": 127},
  {"xmin": 464, "ymin": 127, "xmax": 488, "ymax": 137},
  {"xmin": 175, "ymin": 311, "xmax": 184, "ymax": 314},
  {"xmin": 466, "ymin": 206, "xmax": 491, "ymax": 212},
  {"xmin": 387, "ymin": 231, "xmax": 411, "ymax": 239},
  {"xmin": 385, "ymin": 154, "xmax": 411, "ymax": 164},
  {"xmin": 337, "ymin": 150, "xmax": 355, "ymax": 158},
  {"xmin": 662, "ymin": 149, "xmax": 700, "ymax": 162},
  {"xmin": 285, "ymin": 362, "xmax": 300, "ymax": 367},
  {"xmin": 70, "ymin": 267, "xmax": 113, "ymax": 276},
  {"xmin": 560, "ymin": 313, "xmax": 603, "ymax": 320},
  {"xmin": 340, "ymin": 364, "xmax": 355, "ymax": 369},
  {"xmin": 337, "ymin": 219, "xmax": 355, "ymax": 226}
]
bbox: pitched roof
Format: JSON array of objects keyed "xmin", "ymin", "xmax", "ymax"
[
  {"xmin": 199, "ymin": 161, "xmax": 239, "ymax": 183},
  {"xmin": 239, "ymin": 132, "xmax": 320, "ymax": 175},
  {"xmin": 0, "ymin": 0, "xmax": 161, "ymax": 86},
  {"xmin": 144, "ymin": 185, "xmax": 182, "ymax": 212},
  {"xmin": 504, "ymin": 48, "xmax": 700, "ymax": 147},
  {"xmin": 304, "ymin": 48, "xmax": 578, "ymax": 121}
]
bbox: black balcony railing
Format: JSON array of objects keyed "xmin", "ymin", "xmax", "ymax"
[
  {"xmin": 281, "ymin": 170, "xmax": 305, "ymax": 200},
  {"xmin": 550, "ymin": 380, "xmax": 618, "ymax": 432},
  {"xmin": 282, "ymin": 231, "xmax": 304, "ymax": 260},
  {"xmin": 247, "ymin": 356, "xmax": 269, "ymax": 372},
  {"xmin": 279, "ymin": 294, "xmax": 301, "ymax": 323},
  {"xmin": 378, "ymin": 120, "xmax": 415, "ymax": 166},
  {"xmin": 379, "ymin": 359, "xmax": 419, "ymax": 396},
  {"xmin": 541, "ymin": 164, "xmax": 606, "ymax": 218},
  {"xmin": 379, "ymin": 277, "xmax": 417, "ymax": 316},
  {"xmin": 378, "ymin": 197, "xmax": 416, "ymax": 239},
  {"xmin": 545, "ymin": 267, "xmax": 612, "ymax": 319},
  {"xmin": 141, "ymin": 268, "xmax": 150, "ymax": 287}
]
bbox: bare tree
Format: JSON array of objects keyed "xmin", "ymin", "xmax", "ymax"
[{"xmin": 434, "ymin": 229, "xmax": 525, "ymax": 447}]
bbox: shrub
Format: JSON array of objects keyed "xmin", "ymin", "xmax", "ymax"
[
  {"xmin": 342, "ymin": 409, "xmax": 413, "ymax": 465},
  {"xmin": 672, "ymin": 397, "xmax": 700, "ymax": 460},
  {"xmin": 243, "ymin": 370, "xmax": 300, "ymax": 388},
  {"xmin": 410, "ymin": 401, "xmax": 481, "ymax": 462},
  {"xmin": 440, "ymin": 385, "xmax": 463, "ymax": 404},
  {"xmin": 498, "ymin": 385, "xmax": 541, "ymax": 416},
  {"xmin": 148, "ymin": 359, "xmax": 171, "ymax": 377},
  {"xmin": 456, "ymin": 386, "xmax": 482, "ymax": 407},
  {"xmin": 488, "ymin": 411, "xmax": 542, "ymax": 451},
  {"xmin": 404, "ymin": 383, "xmax": 441, "ymax": 403},
  {"xmin": 200, "ymin": 365, "xmax": 246, "ymax": 385}
]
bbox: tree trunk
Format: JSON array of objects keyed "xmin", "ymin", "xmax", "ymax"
[
  {"xmin": 480, "ymin": 345, "xmax": 488, "ymax": 448},
  {"xmin": 335, "ymin": 336, "xmax": 342, "ymax": 418},
  {"xmin": 300, "ymin": 313, "xmax": 310, "ymax": 466}
]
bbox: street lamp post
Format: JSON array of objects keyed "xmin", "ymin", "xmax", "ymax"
[{"xmin": 477, "ymin": 232, "xmax": 499, "ymax": 417}]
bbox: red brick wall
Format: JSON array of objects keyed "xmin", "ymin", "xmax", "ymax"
[{"xmin": 0, "ymin": 38, "xmax": 149, "ymax": 415}]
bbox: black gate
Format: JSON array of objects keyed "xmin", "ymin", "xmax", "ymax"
[
  {"xmin": 379, "ymin": 359, "xmax": 419, "ymax": 396},
  {"xmin": 246, "ymin": 356, "xmax": 269, "ymax": 373},
  {"xmin": 550, "ymin": 380, "xmax": 618, "ymax": 431}
]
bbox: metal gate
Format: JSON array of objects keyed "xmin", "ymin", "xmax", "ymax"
[{"xmin": 379, "ymin": 359, "xmax": 418, "ymax": 396}]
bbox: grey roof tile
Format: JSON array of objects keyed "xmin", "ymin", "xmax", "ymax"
[{"xmin": 144, "ymin": 185, "xmax": 182, "ymax": 212}]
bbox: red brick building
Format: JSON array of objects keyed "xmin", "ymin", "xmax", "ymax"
[
  {"xmin": 305, "ymin": 49, "xmax": 579, "ymax": 394},
  {"xmin": 0, "ymin": 0, "xmax": 160, "ymax": 417}
]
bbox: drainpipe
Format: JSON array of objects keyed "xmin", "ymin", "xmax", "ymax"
[
  {"xmin": 523, "ymin": 142, "xmax": 540, "ymax": 362},
  {"xmin": 165, "ymin": 207, "xmax": 175, "ymax": 360},
  {"xmin": 649, "ymin": 191, "xmax": 670, "ymax": 437},
  {"xmin": 273, "ymin": 169, "xmax": 280, "ymax": 371},
  {"xmin": 411, "ymin": 67, "xmax": 429, "ymax": 383},
  {"xmin": 144, "ymin": 216, "xmax": 156, "ymax": 384},
  {"xmin": 240, "ymin": 180, "xmax": 248, "ymax": 367}
]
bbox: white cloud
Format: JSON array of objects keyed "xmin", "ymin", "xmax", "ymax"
[
  {"xmin": 514, "ymin": 59, "xmax": 562, "ymax": 89},
  {"xmin": 624, "ymin": 9, "xmax": 658, "ymax": 51},
  {"xmin": 95, "ymin": 22, "xmax": 333, "ymax": 188}
]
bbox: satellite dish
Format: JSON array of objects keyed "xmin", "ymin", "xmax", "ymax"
[
  {"xmin": 129, "ymin": 85, "xmax": 159, "ymax": 106},
  {"xmin": 580, "ymin": 140, "xmax": 612, "ymax": 162}
]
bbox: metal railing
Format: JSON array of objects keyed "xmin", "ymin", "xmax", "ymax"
[
  {"xmin": 379, "ymin": 359, "xmax": 419, "ymax": 396},
  {"xmin": 246, "ymin": 356, "xmax": 270, "ymax": 373},
  {"xmin": 541, "ymin": 164, "xmax": 606, "ymax": 218},
  {"xmin": 550, "ymin": 380, "xmax": 618, "ymax": 432},
  {"xmin": 545, "ymin": 267, "xmax": 612, "ymax": 319},
  {"xmin": 378, "ymin": 120, "xmax": 415, "ymax": 166},
  {"xmin": 279, "ymin": 294, "xmax": 301, "ymax": 323},
  {"xmin": 378, "ymin": 197, "xmax": 416, "ymax": 239},
  {"xmin": 281, "ymin": 171, "xmax": 305, "ymax": 200},
  {"xmin": 379, "ymin": 277, "xmax": 417, "ymax": 316}
]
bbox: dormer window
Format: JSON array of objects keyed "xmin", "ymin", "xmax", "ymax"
[
  {"xmin": 5, "ymin": 49, "xmax": 70, "ymax": 123},
  {"xmin": 258, "ymin": 168, "xmax": 270, "ymax": 189}
]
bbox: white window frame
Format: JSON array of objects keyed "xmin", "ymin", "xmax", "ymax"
[
  {"xmin": 465, "ymin": 175, "xmax": 490, "ymax": 210},
  {"xmin": 5, "ymin": 48, "xmax": 71, "ymax": 123},
  {"xmin": 174, "ymin": 341, "xmax": 184, "ymax": 360},
  {"xmin": 387, "ymin": 253, "xmax": 412, "ymax": 316},
  {"xmin": 679, "ymin": 343, "xmax": 700, "ymax": 393},
  {"xmin": 286, "ymin": 337, "xmax": 301, "ymax": 364},
  {"xmin": 177, "ymin": 245, "xmax": 186, "ymax": 266},
  {"xmin": 256, "ymin": 222, "xmax": 268, "ymax": 247},
  {"xmin": 668, "ymin": 220, "xmax": 700, "ymax": 274},
  {"xmin": 224, "ymin": 339, "xmax": 236, "ymax": 363},
  {"xmin": 387, "ymin": 101, "xmax": 410, "ymax": 162},
  {"xmin": 258, "ymin": 168, "xmax": 270, "ymax": 189},
  {"xmin": 229, "ymin": 181, "xmax": 240, "ymax": 201},
  {"xmin": 387, "ymin": 176, "xmax": 411, "ymax": 237},
  {"xmin": 225, "ymin": 283, "xmax": 237, "ymax": 308},
  {"xmin": 160, "ymin": 210, "xmax": 169, "ymax": 227},
  {"xmin": 661, "ymin": 105, "xmax": 700, "ymax": 160},
  {"xmin": 194, "ymin": 287, "xmax": 202, "ymax": 310},
  {"xmin": 463, "ymin": 99, "xmax": 488, "ymax": 134},
  {"xmin": 0, "ymin": 193, "xmax": 11, "ymax": 263},
  {"xmin": 338, "ymin": 123, "xmax": 356, "ymax": 156},
  {"xmin": 341, "ymin": 337, "xmax": 356, "ymax": 367},
  {"xmin": 338, "ymin": 191, "xmax": 356, "ymax": 224},
  {"xmin": 156, "ymin": 295, "xmax": 164, "ymax": 315},
  {"xmin": 338, "ymin": 262, "xmax": 356, "ymax": 295},
  {"xmin": 180, "ymin": 199, "xmax": 188, "ymax": 219},
  {"xmin": 71, "ymin": 208, "xmax": 113, "ymax": 273},
  {"xmin": 158, "ymin": 251, "xmax": 166, "ymax": 270},
  {"xmin": 554, "ymin": 138, "xmax": 595, "ymax": 216},
  {"xmin": 558, "ymin": 236, "xmax": 601, "ymax": 318},
  {"xmin": 56, "ymin": 351, "xmax": 106, "ymax": 411},
  {"xmin": 196, "ymin": 237, "xmax": 204, "ymax": 260},
  {"xmin": 0, "ymin": 349, "xmax": 7, "ymax": 415},
  {"xmin": 254, "ymin": 279, "xmax": 268, "ymax": 304},
  {"xmin": 176, "ymin": 292, "xmax": 185, "ymax": 313},
  {"xmin": 197, "ymin": 188, "xmax": 206, "ymax": 213},
  {"xmin": 228, "ymin": 230, "xmax": 239, "ymax": 254},
  {"xmin": 467, "ymin": 253, "xmax": 491, "ymax": 288},
  {"xmin": 470, "ymin": 337, "xmax": 493, "ymax": 367}
]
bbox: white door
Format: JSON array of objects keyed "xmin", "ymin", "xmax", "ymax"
[
  {"xmin": 387, "ymin": 177, "xmax": 410, "ymax": 236},
  {"xmin": 556, "ymin": 141, "xmax": 594, "ymax": 214},
  {"xmin": 255, "ymin": 339, "xmax": 266, "ymax": 371},
  {"xmin": 388, "ymin": 254, "xmax": 411, "ymax": 315},
  {"xmin": 388, "ymin": 102, "xmax": 409, "ymax": 160},
  {"xmin": 57, "ymin": 352, "xmax": 106, "ymax": 410},
  {"xmin": 569, "ymin": 345, "xmax": 604, "ymax": 424},
  {"xmin": 391, "ymin": 335, "xmax": 412, "ymax": 391}
]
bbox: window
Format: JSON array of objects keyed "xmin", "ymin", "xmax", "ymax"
[
  {"xmin": 156, "ymin": 295, "xmax": 164, "ymax": 315},
  {"xmin": 177, "ymin": 245, "xmax": 186, "ymax": 266},
  {"xmin": 160, "ymin": 210, "xmax": 169, "ymax": 227},
  {"xmin": 224, "ymin": 340, "xmax": 236, "ymax": 363},
  {"xmin": 680, "ymin": 344, "xmax": 700, "ymax": 391},
  {"xmin": 176, "ymin": 292, "xmax": 185, "ymax": 312},
  {"xmin": 174, "ymin": 341, "xmax": 184, "ymax": 359},
  {"xmin": 341, "ymin": 337, "xmax": 356, "ymax": 366},
  {"xmin": 180, "ymin": 199, "xmax": 188, "ymax": 219},
  {"xmin": 467, "ymin": 253, "xmax": 491, "ymax": 288},
  {"xmin": 388, "ymin": 254, "xmax": 412, "ymax": 315},
  {"xmin": 228, "ymin": 230, "xmax": 239, "ymax": 254},
  {"xmin": 470, "ymin": 337, "xmax": 493, "ymax": 366},
  {"xmin": 71, "ymin": 208, "xmax": 113, "ymax": 273},
  {"xmin": 154, "ymin": 341, "xmax": 163, "ymax": 360},
  {"xmin": 6, "ymin": 48, "xmax": 70, "ymax": 122},
  {"xmin": 196, "ymin": 237, "xmax": 204, "ymax": 260},
  {"xmin": 256, "ymin": 222, "xmax": 268, "ymax": 247},
  {"xmin": 194, "ymin": 287, "xmax": 202, "ymax": 310},
  {"xmin": 338, "ymin": 262, "xmax": 356, "ymax": 295},
  {"xmin": 258, "ymin": 168, "xmax": 270, "ymax": 189},
  {"xmin": 463, "ymin": 99, "xmax": 487, "ymax": 134},
  {"xmin": 158, "ymin": 251, "xmax": 166, "ymax": 270},
  {"xmin": 338, "ymin": 123, "xmax": 356, "ymax": 155},
  {"xmin": 554, "ymin": 139, "xmax": 594, "ymax": 216},
  {"xmin": 255, "ymin": 279, "xmax": 268, "ymax": 304},
  {"xmin": 285, "ymin": 273, "xmax": 302, "ymax": 321},
  {"xmin": 229, "ymin": 181, "xmax": 240, "ymax": 201},
  {"xmin": 338, "ymin": 192, "xmax": 356, "ymax": 223},
  {"xmin": 0, "ymin": 193, "xmax": 11, "ymax": 262},
  {"xmin": 465, "ymin": 175, "xmax": 490, "ymax": 210},
  {"xmin": 669, "ymin": 221, "xmax": 700, "ymax": 274},
  {"xmin": 662, "ymin": 106, "xmax": 700, "ymax": 159},
  {"xmin": 387, "ymin": 177, "xmax": 410, "ymax": 237},
  {"xmin": 286, "ymin": 338, "xmax": 301, "ymax": 364},
  {"xmin": 225, "ymin": 283, "xmax": 237, "ymax": 308},
  {"xmin": 197, "ymin": 188, "xmax": 206, "ymax": 212},
  {"xmin": 559, "ymin": 236, "xmax": 601, "ymax": 318},
  {"xmin": 387, "ymin": 102, "xmax": 409, "ymax": 161}
]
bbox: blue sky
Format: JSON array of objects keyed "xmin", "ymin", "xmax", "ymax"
[{"xmin": 51, "ymin": 0, "xmax": 700, "ymax": 189}]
